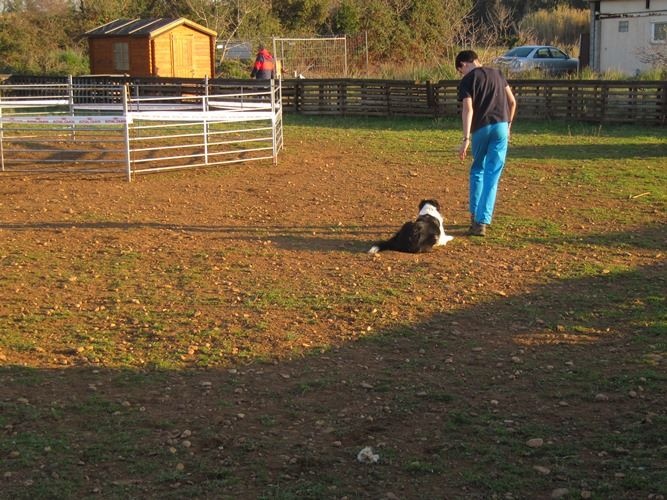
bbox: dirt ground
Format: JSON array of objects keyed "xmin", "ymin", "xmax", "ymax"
[{"xmin": 0, "ymin": 120, "xmax": 665, "ymax": 498}]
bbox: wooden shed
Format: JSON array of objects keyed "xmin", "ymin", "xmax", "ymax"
[{"xmin": 85, "ymin": 18, "xmax": 217, "ymax": 78}]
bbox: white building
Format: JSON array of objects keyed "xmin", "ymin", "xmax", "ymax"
[{"xmin": 589, "ymin": 0, "xmax": 667, "ymax": 74}]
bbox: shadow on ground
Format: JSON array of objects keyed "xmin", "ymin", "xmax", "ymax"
[{"xmin": 2, "ymin": 232, "xmax": 664, "ymax": 498}]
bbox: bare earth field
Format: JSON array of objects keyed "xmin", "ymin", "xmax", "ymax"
[{"xmin": 1, "ymin": 116, "xmax": 665, "ymax": 499}]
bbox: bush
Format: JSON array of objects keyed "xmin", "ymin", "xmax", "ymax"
[
  {"xmin": 217, "ymin": 59, "xmax": 253, "ymax": 79},
  {"xmin": 54, "ymin": 50, "xmax": 89, "ymax": 76},
  {"xmin": 519, "ymin": 7, "xmax": 589, "ymax": 46}
]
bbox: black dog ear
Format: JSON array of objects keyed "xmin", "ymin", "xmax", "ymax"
[{"xmin": 419, "ymin": 199, "xmax": 440, "ymax": 210}]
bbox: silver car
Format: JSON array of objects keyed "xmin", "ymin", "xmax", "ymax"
[{"xmin": 494, "ymin": 45, "xmax": 579, "ymax": 75}]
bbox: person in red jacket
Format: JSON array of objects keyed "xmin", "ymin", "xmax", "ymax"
[{"xmin": 250, "ymin": 44, "xmax": 275, "ymax": 79}]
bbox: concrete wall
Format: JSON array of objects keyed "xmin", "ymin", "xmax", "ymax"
[{"xmin": 596, "ymin": 0, "xmax": 667, "ymax": 74}]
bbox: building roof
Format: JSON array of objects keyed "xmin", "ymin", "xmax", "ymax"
[{"xmin": 85, "ymin": 18, "xmax": 216, "ymax": 38}]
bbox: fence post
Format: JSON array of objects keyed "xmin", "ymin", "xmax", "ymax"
[
  {"xmin": 344, "ymin": 36, "xmax": 348, "ymax": 77},
  {"xmin": 271, "ymin": 79, "xmax": 278, "ymax": 165},
  {"xmin": 0, "ymin": 93, "xmax": 4, "ymax": 172},
  {"xmin": 67, "ymin": 75, "xmax": 74, "ymax": 114},
  {"xmin": 278, "ymin": 73, "xmax": 283, "ymax": 114},
  {"xmin": 601, "ymin": 82, "xmax": 609, "ymax": 123},
  {"xmin": 385, "ymin": 81, "xmax": 391, "ymax": 116},
  {"xmin": 203, "ymin": 75, "xmax": 209, "ymax": 165},
  {"xmin": 340, "ymin": 80, "xmax": 346, "ymax": 115},
  {"xmin": 295, "ymin": 80, "xmax": 303, "ymax": 114},
  {"xmin": 426, "ymin": 81, "xmax": 437, "ymax": 118},
  {"xmin": 122, "ymin": 84, "xmax": 132, "ymax": 182},
  {"xmin": 68, "ymin": 75, "xmax": 76, "ymax": 140}
]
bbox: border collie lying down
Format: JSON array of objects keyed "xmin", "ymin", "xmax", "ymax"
[{"xmin": 368, "ymin": 199, "xmax": 454, "ymax": 254}]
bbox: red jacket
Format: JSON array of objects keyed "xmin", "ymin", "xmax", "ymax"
[{"xmin": 251, "ymin": 48, "xmax": 275, "ymax": 79}]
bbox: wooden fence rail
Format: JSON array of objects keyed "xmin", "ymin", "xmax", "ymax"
[
  {"xmin": 3, "ymin": 75, "xmax": 666, "ymax": 125},
  {"xmin": 283, "ymin": 78, "xmax": 667, "ymax": 125}
]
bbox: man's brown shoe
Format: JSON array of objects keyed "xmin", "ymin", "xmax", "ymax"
[{"xmin": 467, "ymin": 222, "xmax": 487, "ymax": 236}]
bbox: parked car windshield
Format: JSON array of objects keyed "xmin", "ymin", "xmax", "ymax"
[{"xmin": 505, "ymin": 47, "xmax": 534, "ymax": 57}]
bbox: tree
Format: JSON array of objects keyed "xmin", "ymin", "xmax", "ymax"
[
  {"xmin": 0, "ymin": 1, "xmax": 86, "ymax": 74},
  {"xmin": 330, "ymin": 0, "xmax": 360, "ymax": 35},
  {"xmin": 271, "ymin": 0, "xmax": 330, "ymax": 33},
  {"xmin": 75, "ymin": 0, "xmax": 190, "ymax": 28},
  {"xmin": 637, "ymin": 45, "xmax": 667, "ymax": 72},
  {"xmin": 407, "ymin": 0, "xmax": 473, "ymax": 61},
  {"xmin": 357, "ymin": 0, "xmax": 401, "ymax": 60},
  {"xmin": 184, "ymin": 0, "xmax": 277, "ymax": 70},
  {"xmin": 356, "ymin": 0, "xmax": 473, "ymax": 63},
  {"xmin": 464, "ymin": 1, "xmax": 517, "ymax": 48}
]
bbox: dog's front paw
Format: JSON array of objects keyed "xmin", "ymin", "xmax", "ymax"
[{"xmin": 436, "ymin": 235, "xmax": 454, "ymax": 246}]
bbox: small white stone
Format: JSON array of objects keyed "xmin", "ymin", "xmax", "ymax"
[
  {"xmin": 526, "ymin": 438, "xmax": 544, "ymax": 448},
  {"xmin": 357, "ymin": 446, "xmax": 379, "ymax": 464},
  {"xmin": 533, "ymin": 465, "xmax": 550, "ymax": 475}
]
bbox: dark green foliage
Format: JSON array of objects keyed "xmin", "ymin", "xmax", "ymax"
[
  {"xmin": 331, "ymin": 0, "xmax": 361, "ymax": 35},
  {"xmin": 271, "ymin": 0, "xmax": 330, "ymax": 32},
  {"xmin": 0, "ymin": 0, "xmax": 594, "ymax": 75}
]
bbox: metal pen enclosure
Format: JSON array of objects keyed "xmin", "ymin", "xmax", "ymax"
[{"xmin": 0, "ymin": 77, "xmax": 283, "ymax": 181}]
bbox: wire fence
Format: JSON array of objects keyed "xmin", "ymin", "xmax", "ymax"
[{"xmin": 272, "ymin": 34, "xmax": 369, "ymax": 78}]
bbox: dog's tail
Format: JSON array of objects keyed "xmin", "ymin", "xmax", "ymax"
[{"xmin": 368, "ymin": 240, "xmax": 391, "ymax": 254}]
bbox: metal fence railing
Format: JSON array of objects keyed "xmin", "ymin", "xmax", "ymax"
[
  {"xmin": 5, "ymin": 75, "xmax": 665, "ymax": 125},
  {"xmin": 0, "ymin": 77, "xmax": 283, "ymax": 181}
]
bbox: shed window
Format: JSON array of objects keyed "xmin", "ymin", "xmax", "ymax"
[
  {"xmin": 113, "ymin": 42, "xmax": 129, "ymax": 71},
  {"xmin": 618, "ymin": 21, "xmax": 629, "ymax": 33},
  {"xmin": 652, "ymin": 22, "xmax": 666, "ymax": 43}
]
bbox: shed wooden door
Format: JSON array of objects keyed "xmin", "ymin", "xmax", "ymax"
[{"xmin": 171, "ymin": 34, "xmax": 194, "ymax": 77}]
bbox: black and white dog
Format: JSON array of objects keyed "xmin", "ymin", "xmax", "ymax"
[{"xmin": 368, "ymin": 199, "xmax": 454, "ymax": 254}]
